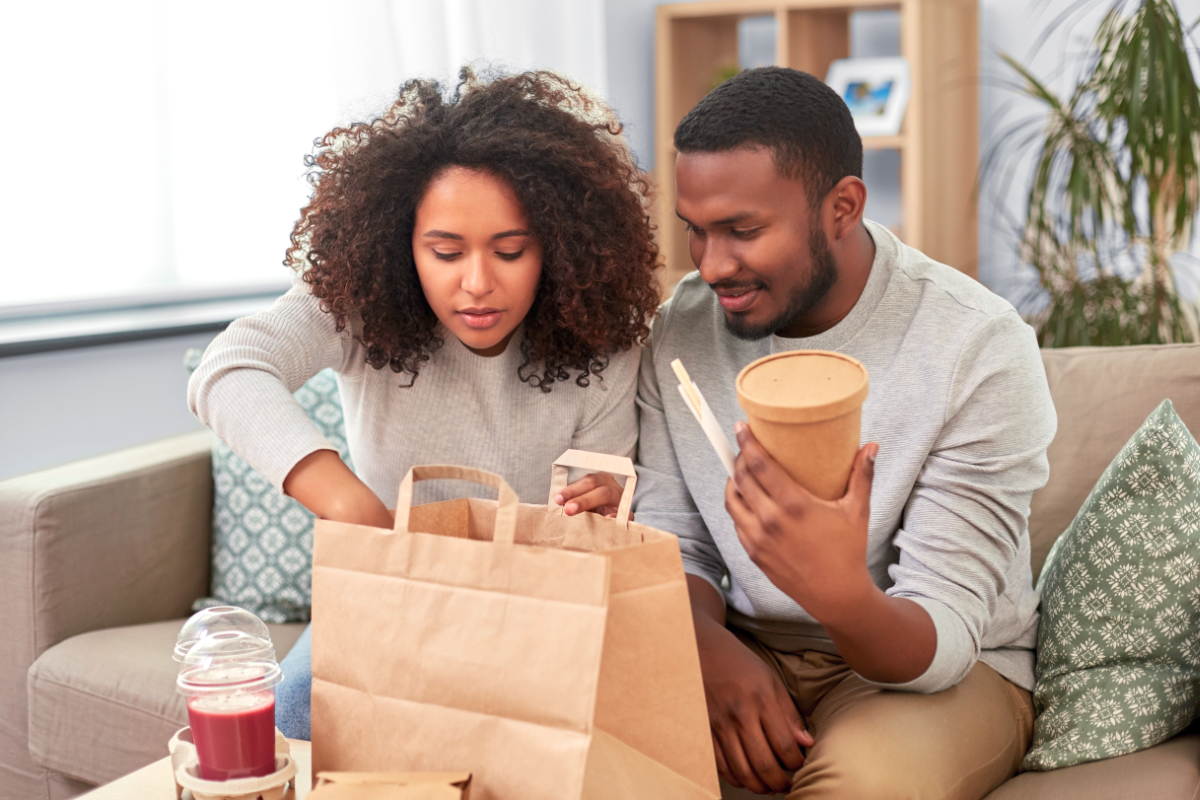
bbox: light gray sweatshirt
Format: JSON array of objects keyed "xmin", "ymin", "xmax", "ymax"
[
  {"xmin": 632, "ymin": 221, "xmax": 1057, "ymax": 693},
  {"xmin": 188, "ymin": 285, "xmax": 640, "ymax": 508}
]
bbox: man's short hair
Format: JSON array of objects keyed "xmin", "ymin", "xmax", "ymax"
[{"xmin": 673, "ymin": 66, "xmax": 863, "ymax": 207}]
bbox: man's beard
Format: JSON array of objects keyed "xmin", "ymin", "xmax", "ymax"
[{"xmin": 722, "ymin": 225, "xmax": 839, "ymax": 341}]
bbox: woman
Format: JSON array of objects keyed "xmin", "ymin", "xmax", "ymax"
[{"xmin": 188, "ymin": 69, "xmax": 661, "ymax": 739}]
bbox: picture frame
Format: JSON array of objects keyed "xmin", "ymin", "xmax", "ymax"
[{"xmin": 825, "ymin": 57, "xmax": 911, "ymax": 138}]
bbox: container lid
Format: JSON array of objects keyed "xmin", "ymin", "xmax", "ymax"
[
  {"xmin": 177, "ymin": 632, "xmax": 281, "ymax": 696},
  {"xmin": 174, "ymin": 606, "xmax": 272, "ymax": 662},
  {"xmin": 180, "ymin": 630, "xmax": 276, "ymax": 668},
  {"xmin": 736, "ymin": 350, "xmax": 869, "ymax": 424}
]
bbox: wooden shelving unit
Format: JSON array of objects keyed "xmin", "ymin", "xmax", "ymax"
[{"xmin": 654, "ymin": 0, "xmax": 979, "ymax": 288}]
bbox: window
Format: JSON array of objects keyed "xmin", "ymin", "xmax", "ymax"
[{"xmin": 2, "ymin": 0, "xmax": 607, "ymax": 312}]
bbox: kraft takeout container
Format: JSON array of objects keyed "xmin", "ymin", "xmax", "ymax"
[{"xmin": 736, "ymin": 351, "xmax": 869, "ymax": 500}]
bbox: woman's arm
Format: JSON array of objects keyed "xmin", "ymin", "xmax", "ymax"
[
  {"xmin": 556, "ymin": 346, "xmax": 642, "ymax": 517},
  {"xmin": 189, "ymin": 285, "xmax": 355, "ymax": 493},
  {"xmin": 283, "ymin": 450, "xmax": 393, "ymax": 527}
]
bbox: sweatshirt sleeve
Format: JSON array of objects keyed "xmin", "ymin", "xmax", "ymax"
[
  {"xmin": 631, "ymin": 311, "xmax": 728, "ymax": 594},
  {"xmin": 867, "ymin": 310, "xmax": 1056, "ymax": 694},
  {"xmin": 569, "ymin": 344, "xmax": 640, "ymax": 462},
  {"xmin": 187, "ymin": 284, "xmax": 355, "ymax": 492}
]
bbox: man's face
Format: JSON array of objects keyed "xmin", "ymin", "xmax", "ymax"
[{"xmin": 675, "ymin": 147, "xmax": 837, "ymax": 340}]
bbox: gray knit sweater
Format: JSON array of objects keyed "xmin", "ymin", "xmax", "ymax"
[
  {"xmin": 188, "ymin": 285, "xmax": 640, "ymax": 508},
  {"xmin": 632, "ymin": 221, "xmax": 1057, "ymax": 693}
]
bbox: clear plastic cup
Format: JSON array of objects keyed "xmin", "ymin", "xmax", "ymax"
[
  {"xmin": 177, "ymin": 631, "xmax": 282, "ymax": 781},
  {"xmin": 174, "ymin": 606, "xmax": 274, "ymax": 662}
]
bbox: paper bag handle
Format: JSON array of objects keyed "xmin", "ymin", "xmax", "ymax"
[
  {"xmin": 546, "ymin": 449, "xmax": 637, "ymax": 529},
  {"xmin": 395, "ymin": 465, "xmax": 519, "ymax": 545}
]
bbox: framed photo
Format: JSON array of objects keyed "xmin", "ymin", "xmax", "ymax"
[{"xmin": 824, "ymin": 57, "xmax": 911, "ymax": 138}]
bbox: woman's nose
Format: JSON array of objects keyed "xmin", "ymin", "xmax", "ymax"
[{"xmin": 461, "ymin": 252, "xmax": 497, "ymax": 297}]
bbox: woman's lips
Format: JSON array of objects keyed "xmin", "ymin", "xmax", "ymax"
[
  {"xmin": 716, "ymin": 288, "xmax": 760, "ymax": 313},
  {"xmin": 458, "ymin": 309, "xmax": 503, "ymax": 329}
]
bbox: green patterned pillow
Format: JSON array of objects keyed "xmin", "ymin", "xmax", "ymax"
[
  {"xmin": 1025, "ymin": 399, "xmax": 1200, "ymax": 771},
  {"xmin": 184, "ymin": 348, "xmax": 353, "ymax": 623}
]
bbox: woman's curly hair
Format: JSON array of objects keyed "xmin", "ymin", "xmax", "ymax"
[{"xmin": 287, "ymin": 68, "xmax": 662, "ymax": 390}]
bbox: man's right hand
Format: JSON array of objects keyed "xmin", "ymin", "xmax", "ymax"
[{"xmin": 687, "ymin": 575, "xmax": 813, "ymax": 794}]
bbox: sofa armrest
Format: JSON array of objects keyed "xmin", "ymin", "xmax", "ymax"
[
  {"xmin": 0, "ymin": 431, "xmax": 214, "ymax": 798},
  {"xmin": 0, "ymin": 430, "xmax": 214, "ymax": 652}
]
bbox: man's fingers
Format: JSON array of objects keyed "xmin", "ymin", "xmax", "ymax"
[
  {"xmin": 715, "ymin": 727, "xmax": 771, "ymax": 795},
  {"xmin": 734, "ymin": 422, "xmax": 798, "ymax": 503},
  {"xmin": 844, "ymin": 442, "xmax": 879, "ymax": 508},
  {"xmin": 712, "ymin": 734, "xmax": 737, "ymax": 788},
  {"xmin": 732, "ymin": 447, "xmax": 791, "ymax": 538},
  {"xmin": 725, "ymin": 479, "xmax": 766, "ymax": 555},
  {"xmin": 760, "ymin": 698, "xmax": 807, "ymax": 772},
  {"xmin": 741, "ymin": 720, "xmax": 795, "ymax": 793}
]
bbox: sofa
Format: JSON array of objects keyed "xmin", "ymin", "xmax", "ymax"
[{"xmin": 2, "ymin": 343, "xmax": 1200, "ymax": 800}]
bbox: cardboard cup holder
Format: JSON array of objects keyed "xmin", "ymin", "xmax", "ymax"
[{"xmin": 168, "ymin": 727, "xmax": 298, "ymax": 800}]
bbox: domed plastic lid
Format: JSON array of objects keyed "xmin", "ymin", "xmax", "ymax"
[
  {"xmin": 174, "ymin": 606, "xmax": 272, "ymax": 662},
  {"xmin": 180, "ymin": 630, "xmax": 276, "ymax": 667},
  {"xmin": 177, "ymin": 632, "xmax": 281, "ymax": 696}
]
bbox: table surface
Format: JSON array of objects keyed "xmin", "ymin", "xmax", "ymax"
[{"xmin": 80, "ymin": 740, "xmax": 312, "ymax": 800}]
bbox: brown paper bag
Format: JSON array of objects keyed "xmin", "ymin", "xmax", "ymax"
[
  {"xmin": 310, "ymin": 771, "xmax": 471, "ymax": 800},
  {"xmin": 311, "ymin": 451, "xmax": 719, "ymax": 800}
]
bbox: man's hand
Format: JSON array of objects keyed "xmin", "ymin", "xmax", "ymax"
[
  {"xmin": 725, "ymin": 422, "xmax": 877, "ymax": 624},
  {"xmin": 555, "ymin": 472, "xmax": 629, "ymax": 519},
  {"xmin": 688, "ymin": 576, "xmax": 812, "ymax": 794},
  {"xmin": 726, "ymin": 423, "xmax": 937, "ymax": 684}
]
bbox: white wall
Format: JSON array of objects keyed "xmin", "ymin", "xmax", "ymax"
[
  {"xmin": 7, "ymin": 0, "xmax": 1198, "ymax": 483},
  {"xmin": 0, "ymin": 334, "xmax": 216, "ymax": 481}
]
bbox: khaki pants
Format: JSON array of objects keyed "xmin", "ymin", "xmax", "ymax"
[{"xmin": 728, "ymin": 631, "xmax": 1035, "ymax": 800}]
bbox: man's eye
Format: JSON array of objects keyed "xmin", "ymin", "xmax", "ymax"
[
  {"xmin": 732, "ymin": 228, "xmax": 760, "ymax": 239},
  {"xmin": 433, "ymin": 251, "xmax": 461, "ymax": 261},
  {"xmin": 496, "ymin": 249, "xmax": 525, "ymax": 261},
  {"xmin": 685, "ymin": 225, "xmax": 703, "ymax": 235}
]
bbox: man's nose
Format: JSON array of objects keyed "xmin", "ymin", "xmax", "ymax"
[{"xmin": 695, "ymin": 235, "xmax": 738, "ymax": 285}]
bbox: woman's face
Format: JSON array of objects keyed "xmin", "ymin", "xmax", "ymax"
[{"xmin": 412, "ymin": 166, "xmax": 543, "ymax": 356}]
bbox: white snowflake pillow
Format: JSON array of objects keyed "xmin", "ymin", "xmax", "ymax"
[{"xmin": 1025, "ymin": 399, "xmax": 1200, "ymax": 770}]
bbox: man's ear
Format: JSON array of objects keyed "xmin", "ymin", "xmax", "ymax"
[{"xmin": 829, "ymin": 176, "xmax": 867, "ymax": 240}]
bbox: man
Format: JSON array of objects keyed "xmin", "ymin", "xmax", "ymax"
[{"xmin": 631, "ymin": 67, "xmax": 1056, "ymax": 799}]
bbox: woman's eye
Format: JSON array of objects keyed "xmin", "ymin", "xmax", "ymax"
[
  {"xmin": 495, "ymin": 249, "xmax": 525, "ymax": 261},
  {"xmin": 433, "ymin": 251, "xmax": 461, "ymax": 261}
]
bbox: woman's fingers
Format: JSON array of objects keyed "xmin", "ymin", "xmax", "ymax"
[{"xmin": 557, "ymin": 473, "xmax": 624, "ymax": 515}]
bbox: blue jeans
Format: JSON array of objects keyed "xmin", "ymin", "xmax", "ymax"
[{"xmin": 275, "ymin": 623, "xmax": 312, "ymax": 740}]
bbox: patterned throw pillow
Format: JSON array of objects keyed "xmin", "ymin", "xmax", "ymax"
[
  {"xmin": 1024, "ymin": 399, "xmax": 1200, "ymax": 770},
  {"xmin": 184, "ymin": 348, "xmax": 353, "ymax": 623}
]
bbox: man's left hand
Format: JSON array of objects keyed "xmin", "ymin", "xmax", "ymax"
[{"xmin": 725, "ymin": 422, "xmax": 878, "ymax": 624}]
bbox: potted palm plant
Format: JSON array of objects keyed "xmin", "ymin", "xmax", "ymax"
[{"xmin": 988, "ymin": 0, "xmax": 1200, "ymax": 346}]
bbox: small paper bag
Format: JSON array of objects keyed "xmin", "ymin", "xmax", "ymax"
[{"xmin": 311, "ymin": 451, "xmax": 719, "ymax": 800}]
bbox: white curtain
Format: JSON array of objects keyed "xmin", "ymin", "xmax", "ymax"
[{"xmin": 1, "ymin": 0, "xmax": 607, "ymax": 308}]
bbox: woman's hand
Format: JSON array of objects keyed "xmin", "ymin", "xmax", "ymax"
[
  {"xmin": 554, "ymin": 472, "xmax": 631, "ymax": 519},
  {"xmin": 283, "ymin": 449, "xmax": 394, "ymax": 528}
]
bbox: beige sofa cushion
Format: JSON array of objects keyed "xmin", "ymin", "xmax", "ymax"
[
  {"xmin": 27, "ymin": 619, "xmax": 305, "ymax": 786},
  {"xmin": 1031, "ymin": 344, "xmax": 1200, "ymax": 581},
  {"xmin": 984, "ymin": 731, "xmax": 1200, "ymax": 799}
]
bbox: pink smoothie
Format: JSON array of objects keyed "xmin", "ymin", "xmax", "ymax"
[{"xmin": 186, "ymin": 690, "xmax": 276, "ymax": 780}]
